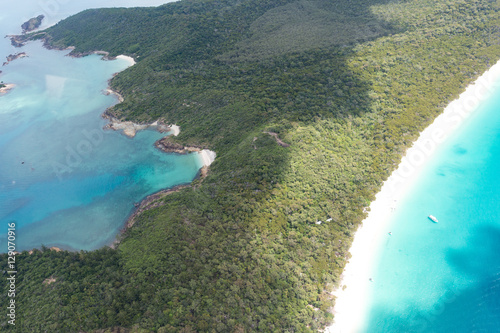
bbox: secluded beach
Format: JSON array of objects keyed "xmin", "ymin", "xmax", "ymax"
[
  {"xmin": 116, "ymin": 54, "xmax": 136, "ymax": 66},
  {"xmin": 0, "ymin": 35, "xmax": 205, "ymax": 252},
  {"xmin": 104, "ymin": 113, "xmax": 216, "ymax": 167},
  {"xmin": 326, "ymin": 59, "xmax": 500, "ymax": 333},
  {"xmin": 199, "ymin": 149, "xmax": 216, "ymax": 167}
]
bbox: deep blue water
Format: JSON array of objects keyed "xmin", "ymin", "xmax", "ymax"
[
  {"xmin": 364, "ymin": 76, "xmax": 500, "ymax": 332},
  {"xmin": 0, "ymin": 0, "xmax": 201, "ymax": 251}
]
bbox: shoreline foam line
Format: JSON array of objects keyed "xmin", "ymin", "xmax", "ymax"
[{"xmin": 326, "ymin": 59, "xmax": 500, "ymax": 333}]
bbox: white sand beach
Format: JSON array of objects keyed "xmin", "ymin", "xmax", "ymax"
[
  {"xmin": 326, "ymin": 59, "xmax": 500, "ymax": 333},
  {"xmin": 199, "ymin": 149, "xmax": 217, "ymax": 167},
  {"xmin": 116, "ymin": 54, "xmax": 136, "ymax": 66},
  {"xmin": 169, "ymin": 124, "xmax": 180, "ymax": 136},
  {"xmin": 0, "ymin": 83, "xmax": 15, "ymax": 94}
]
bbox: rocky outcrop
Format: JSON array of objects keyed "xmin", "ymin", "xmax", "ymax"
[
  {"xmin": 155, "ymin": 140, "xmax": 186, "ymax": 154},
  {"xmin": 3, "ymin": 52, "xmax": 27, "ymax": 66},
  {"xmin": 102, "ymin": 111, "xmax": 172, "ymax": 138},
  {"xmin": 8, "ymin": 32, "xmax": 47, "ymax": 48},
  {"xmin": 9, "ymin": 35, "xmax": 25, "ymax": 47},
  {"xmin": 154, "ymin": 137, "xmax": 204, "ymax": 154},
  {"xmin": 21, "ymin": 15, "xmax": 44, "ymax": 33}
]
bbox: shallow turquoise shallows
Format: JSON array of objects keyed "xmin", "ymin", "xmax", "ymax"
[
  {"xmin": 0, "ymin": 0, "xmax": 201, "ymax": 251},
  {"xmin": 364, "ymin": 78, "xmax": 500, "ymax": 332}
]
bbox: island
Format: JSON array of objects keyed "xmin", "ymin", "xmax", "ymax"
[
  {"xmin": 2, "ymin": 52, "xmax": 27, "ymax": 66},
  {"xmin": 8, "ymin": 15, "xmax": 45, "ymax": 47},
  {"xmin": 21, "ymin": 14, "xmax": 44, "ymax": 33},
  {"xmin": 1, "ymin": 0, "xmax": 499, "ymax": 331}
]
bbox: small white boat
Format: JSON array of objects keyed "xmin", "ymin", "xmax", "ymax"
[{"xmin": 428, "ymin": 215, "xmax": 438, "ymax": 223}]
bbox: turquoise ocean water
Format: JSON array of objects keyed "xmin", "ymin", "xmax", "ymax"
[
  {"xmin": 3, "ymin": 2, "xmax": 500, "ymax": 330},
  {"xmin": 0, "ymin": 0, "xmax": 201, "ymax": 252},
  {"xmin": 364, "ymin": 77, "xmax": 500, "ymax": 331}
]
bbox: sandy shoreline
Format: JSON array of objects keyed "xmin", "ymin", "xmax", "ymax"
[
  {"xmin": 0, "ymin": 83, "xmax": 15, "ymax": 94},
  {"xmin": 116, "ymin": 54, "xmax": 136, "ymax": 66},
  {"xmin": 326, "ymin": 59, "xmax": 500, "ymax": 333},
  {"xmin": 198, "ymin": 149, "xmax": 216, "ymax": 167}
]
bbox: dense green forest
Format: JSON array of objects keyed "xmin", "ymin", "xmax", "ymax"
[{"xmin": 2, "ymin": 0, "xmax": 500, "ymax": 331}]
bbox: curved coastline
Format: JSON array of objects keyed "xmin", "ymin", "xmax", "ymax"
[
  {"xmin": 109, "ymin": 183, "xmax": 190, "ymax": 249},
  {"xmin": 326, "ymin": 59, "xmax": 500, "ymax": 333},
  {"xmin": 116, "ymin": 54, "xmax": 136, "ymax": 66},
  {"xmin": 110, "ymin": 138, "xmax": 216, "ymax": 249},
  {"xmin": 98, "ymin": 56, "xmax": 217, "ymax": 250},
  {"xmin": 8, "ymin": 37, "xmax": 217, "ymax": 253},
  {"xmin": 79, "ymin": 48, "xmax": 217, "ymax": 251}
]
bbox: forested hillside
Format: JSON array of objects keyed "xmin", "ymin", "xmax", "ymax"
[{"xmin": 2, "ymin": 0, "xmax": 500, "ymax": 331}]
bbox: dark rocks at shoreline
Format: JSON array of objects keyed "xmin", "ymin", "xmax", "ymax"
[
  {"xmin": 3, "ymin": 52, "xmax": 27, "ymax": 66},
  {"xmin": 10, "ymin": 36, "xmax": 25, "ymax": 47},
  {"xmin": 6, "ymin": 52, "xmax": 27, "ymax": 62},
  {"xmin": 155, "ymin": 137, "xmax": 205, "ymax": 155},
  {"xmin": 7, "ymin": 33, "xmax": 34, "ymax": 48},
  {"xmin": 124, "ymin": 184, "xmax": 190, "ymax": 230},
  {"xmin": 9, "ymin": 32, "xmax": 121, "ymax": 61},
  {"xmin": 155, "ymin": 138, "xmax": 188, "ymax": 154},
  {"xmin": 21, "ymin": 15, "xmax": 44, "ymax": 33}
]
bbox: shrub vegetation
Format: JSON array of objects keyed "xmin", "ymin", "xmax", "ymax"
[{"xmin": 2, "ymin": 0, "xmax": 500, "ymax": 331}]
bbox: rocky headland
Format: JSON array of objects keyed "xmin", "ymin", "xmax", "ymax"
[
  {"xmin": 9, "ymin": 35, "xmax": 26, "ymax": 47},
  {"xmin": 154, "ymin": 137, "xmax": 204, "ymax": 154},
  {"xmin": 102, "ymin": 110, "xmax": 175, "ymax": 138},
  {"xmin": 154, "ymin": 137, "xmax": 216, "ymax": 168},
  {"xmin": 8, "ymin": 32, "xmax": 121, "ymax": 61}
]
